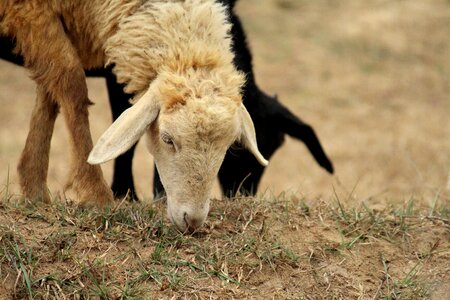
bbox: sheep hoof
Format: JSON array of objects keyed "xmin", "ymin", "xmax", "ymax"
[
  {"xmin": 84, "ymin": 188, "xmax": 114, "ymax": 207},
  {"xmin": 68, "ymin": 182, "xmax": 114, "ymax": 208},
  {"xmin": 21, "ymin": 190, "xmax": 52, "ymax": 204},
  {"xmin": 64, "ymin": 168, "xmax": 114, "ymax": 207}
]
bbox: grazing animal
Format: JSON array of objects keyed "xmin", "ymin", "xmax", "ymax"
[
  {"xmin": 0, "ymin": 0, "xmax": 267, "ymax": 232},
  {"xmin": 154, "ymin": 0, "xmax": 334, "ymax": 197},
  {"xmin": 0, "ymin": 0, "xmax": 333, "ymax": 201}
]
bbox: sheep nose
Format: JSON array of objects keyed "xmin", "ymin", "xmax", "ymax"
[{"xmin": 183, "ymin": 212, "xmax": 204, "ymax": 232}]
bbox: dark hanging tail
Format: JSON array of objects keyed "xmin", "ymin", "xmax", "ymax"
[{"xmin": 274, "ymin": 100, "xmax": 334, "ymax": 174}]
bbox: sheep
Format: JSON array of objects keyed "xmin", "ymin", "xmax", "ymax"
[
  {"xmin": 0, "ymin": 0, "xmax": 334, "ymax": 201},
  {"xmin": 154, "ymin": 0, "xmax": 334, "ymax": 196},
  {"xmin": 1, "ymin": 0, "xmax": 268, "ymax": 232}
]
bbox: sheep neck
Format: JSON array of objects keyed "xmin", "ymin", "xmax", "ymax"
[{"xmin": 104, "ymin": 0, "xmax": 238, "ymax": 98}]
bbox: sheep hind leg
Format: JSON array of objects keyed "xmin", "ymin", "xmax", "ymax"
[{"xmin": 18, "ymin": 87, "xmax": 58, "ymax": 203}]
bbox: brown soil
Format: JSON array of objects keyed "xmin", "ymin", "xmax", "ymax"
[{"xmin": 0, "ymin": 197, "xmax": 449, "ymax": 299}]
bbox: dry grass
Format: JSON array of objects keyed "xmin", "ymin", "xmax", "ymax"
[
  {"xmin": 1, "ymin": 0, "xmax": 450, "ymax": 298},
  {"xmin": 237, "ymin": 0, "xmax": 450, "ymax": 205},
  {"xmin": 0, "ymin": 193, "xmax": 449, "ymax": 299}
]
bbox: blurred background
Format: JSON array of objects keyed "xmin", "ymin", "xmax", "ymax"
[{"xmin": 1, "ymin": 0, "xmax": 449, "ymax": 208}]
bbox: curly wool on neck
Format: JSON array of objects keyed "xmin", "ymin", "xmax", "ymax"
[{"xmin": 105, "ymin": 0, "xmax": 239, "ymax": 97}]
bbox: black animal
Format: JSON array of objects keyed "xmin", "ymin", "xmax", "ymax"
[
  {"xmin": 0, "ymin": 0, "xmax": 333, "ymax": 199},
  {"xmin": 220, "ymin": 0, "xmax": 334, "ymax": 195}
]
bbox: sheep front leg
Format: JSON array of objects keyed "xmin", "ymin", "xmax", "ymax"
[
  {"xmin": 59, "ymin": 75, "xmax": 114, "ymax": 207},
  {"xmin": 10, "ymin": 7, "xmax": 113, "ymax": 206},
  {"xmin": 18, "ymin": 87, "xmax": 58, "ymax": 203}
]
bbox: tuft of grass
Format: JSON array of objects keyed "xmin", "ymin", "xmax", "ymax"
[
  {"xmin": 376, "ymin": 253, "xmax": 430, "ymax": 300},
  {"xmin": 0, "ymin": 225, "xmax": 38, "ymax": 299}
]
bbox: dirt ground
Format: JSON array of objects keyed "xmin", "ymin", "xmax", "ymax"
[
  {"xmin": 0, "ymin": 195, "xmax": 449, "ymax": 299},
  {"xmin": 0, "ymin": 0, "xmax": 449, "ymax": 299}
]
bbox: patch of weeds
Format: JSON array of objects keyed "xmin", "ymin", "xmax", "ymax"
[
  {"xmin": 218, "ymin": 223, "xmax": 299, "ymax": 274},
  {"xmin": 338, "ymin": 233, "xmax": 368, "ymax": 251},
  {"xmin": 332, "ymin": 197, "xmax": 352, "ymax": 224},
  {"xmin": 376, "ymin": 253, "xmax": 430, "ymax": 300},
  {"xmin": 2, "ymin": 190, "xmax": 446, "ymax": 298},
  {"xmin": 54, "ymin": 201, "xmax": 99, "ymax": 230},
  {"xmin": 31, "ymin": 255, "xmax": 150, "ymax": 299},
  {"xmin": 297, "ymin": 198, "xmax": 311, "ymax": 216},
  {"xmin": 43, "ymin": 230, "xmax": 77, "ymax": 262},
  {"xmin": 122, "ymin": 229, "xmax": 192, "ymax": 290},
  {"xmin": 31, "ymin": 273, "xmax": 87, "ymax": 300},
  {"xmin": 168, "ymin": 254, "xmax": 239, "ymax": 286},
  {"xmin": 329, "ymin": 199, "xmax": 369, "ymax": 251},
  {"xmin": 131, "ymin": 263, "xmax": 186, "ymax": 291},
  {"xmin": 0, "ymin": 166, "xmax": 12, "ymax": 202},
  {"xmin": 149, "ymin": 230, "xmax": 188, "ymax": 263},
  {"xmin": 99, "ymin": 203, "xmax": 173, "ymax": 245},
  {"xmin": 116, "ymin": 277, "xmax": 149, "ymax": 300},
  {"xmin": 0, "ymin": 226, "xmax": 39, "ymax": 300},
  {"xmin": 101, "ymin": 202, "xmax": 156, "ymax": 228},
  {"xmin": 394, "ymin": 197, "xmax": 416, "ymax": 230},
  {"xmin": 269, "ymin": 192, "xmax": 294, "ymax": 223},
  {"xmin": 328, "ymin": 194, "xmax": 432, "ymax": 251},
  {"xmin": 124, "ymin": 198, "xmax": 303, "ymax": 290},
  {"xmin": 0, "ymin": 197, "xmax": 49, "ymax": 224},
  {"xmin": 426, "ymin": 192, "xmax": 448, "ymax": 222},
  {"xmin": 256, "ymin": 240, "xmax": 300, "ymax": 268},
  {"xmin": 77, "ymin": 258, "xmax": 115, "ymax": 298},
  {"xmin": 389, "ymin": 195, "xmax": 450, "ymax": 234},
  {"xmin": 53, "ymin": 199, "xmax": 167, "ymax": 241},
  {"xmin": 396, "ymin": 262, "xmax": 429, "ymax": 299}
]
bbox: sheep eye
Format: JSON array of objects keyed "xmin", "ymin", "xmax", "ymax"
[{"xmin": 161, "ymin": 133, "xmax": 174, "ymax": 145}]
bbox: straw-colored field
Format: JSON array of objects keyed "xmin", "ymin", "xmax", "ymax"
[
  {"xmin": 0, "ymin": 0, "xmax": 449, "ymax": 299},
  {"xmin": 1, "ymin": 0, "xmax": 449, "ymax": 206}
]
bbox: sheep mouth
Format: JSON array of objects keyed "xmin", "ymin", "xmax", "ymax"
[
  {"xmin": 183, "ymin": 212, "xmax": 197, "ymax": 234},
  {"xmin": 168, "ymin": 210, "xmax": 190, "ymax": 233}
]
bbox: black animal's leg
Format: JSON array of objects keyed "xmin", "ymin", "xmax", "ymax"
[
  {"xmin": 0, "ymin": 35, "xmax": 24, "ymax": 66},
  {"xmin": 152, "ymin": 164, "xmax": 166, "ymax": 199},
  {"xmin": 105, "ymin": 70, "xmax": 139, "ymax": 200},
  {"xmin": 218, "ymin": 149, "xmax": 264, "ymax": 197}
]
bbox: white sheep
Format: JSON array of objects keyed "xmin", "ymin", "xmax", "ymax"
[{"xmin": 0, "ymin": 0, "xmax": 267, "ymax": 231}]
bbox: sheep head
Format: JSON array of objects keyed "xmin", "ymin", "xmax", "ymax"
[{"xmin": 88, "ymin": 72, "xmax": 268, "ymax": 232}]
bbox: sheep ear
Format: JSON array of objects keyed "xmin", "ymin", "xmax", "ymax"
[
  {"xmin": 238, "ymin": 103, "xmax": 269, "ymax": 166},
  {"xmin": 88, "ymin": 88, "xmax": 159, "ymax": 164}
]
